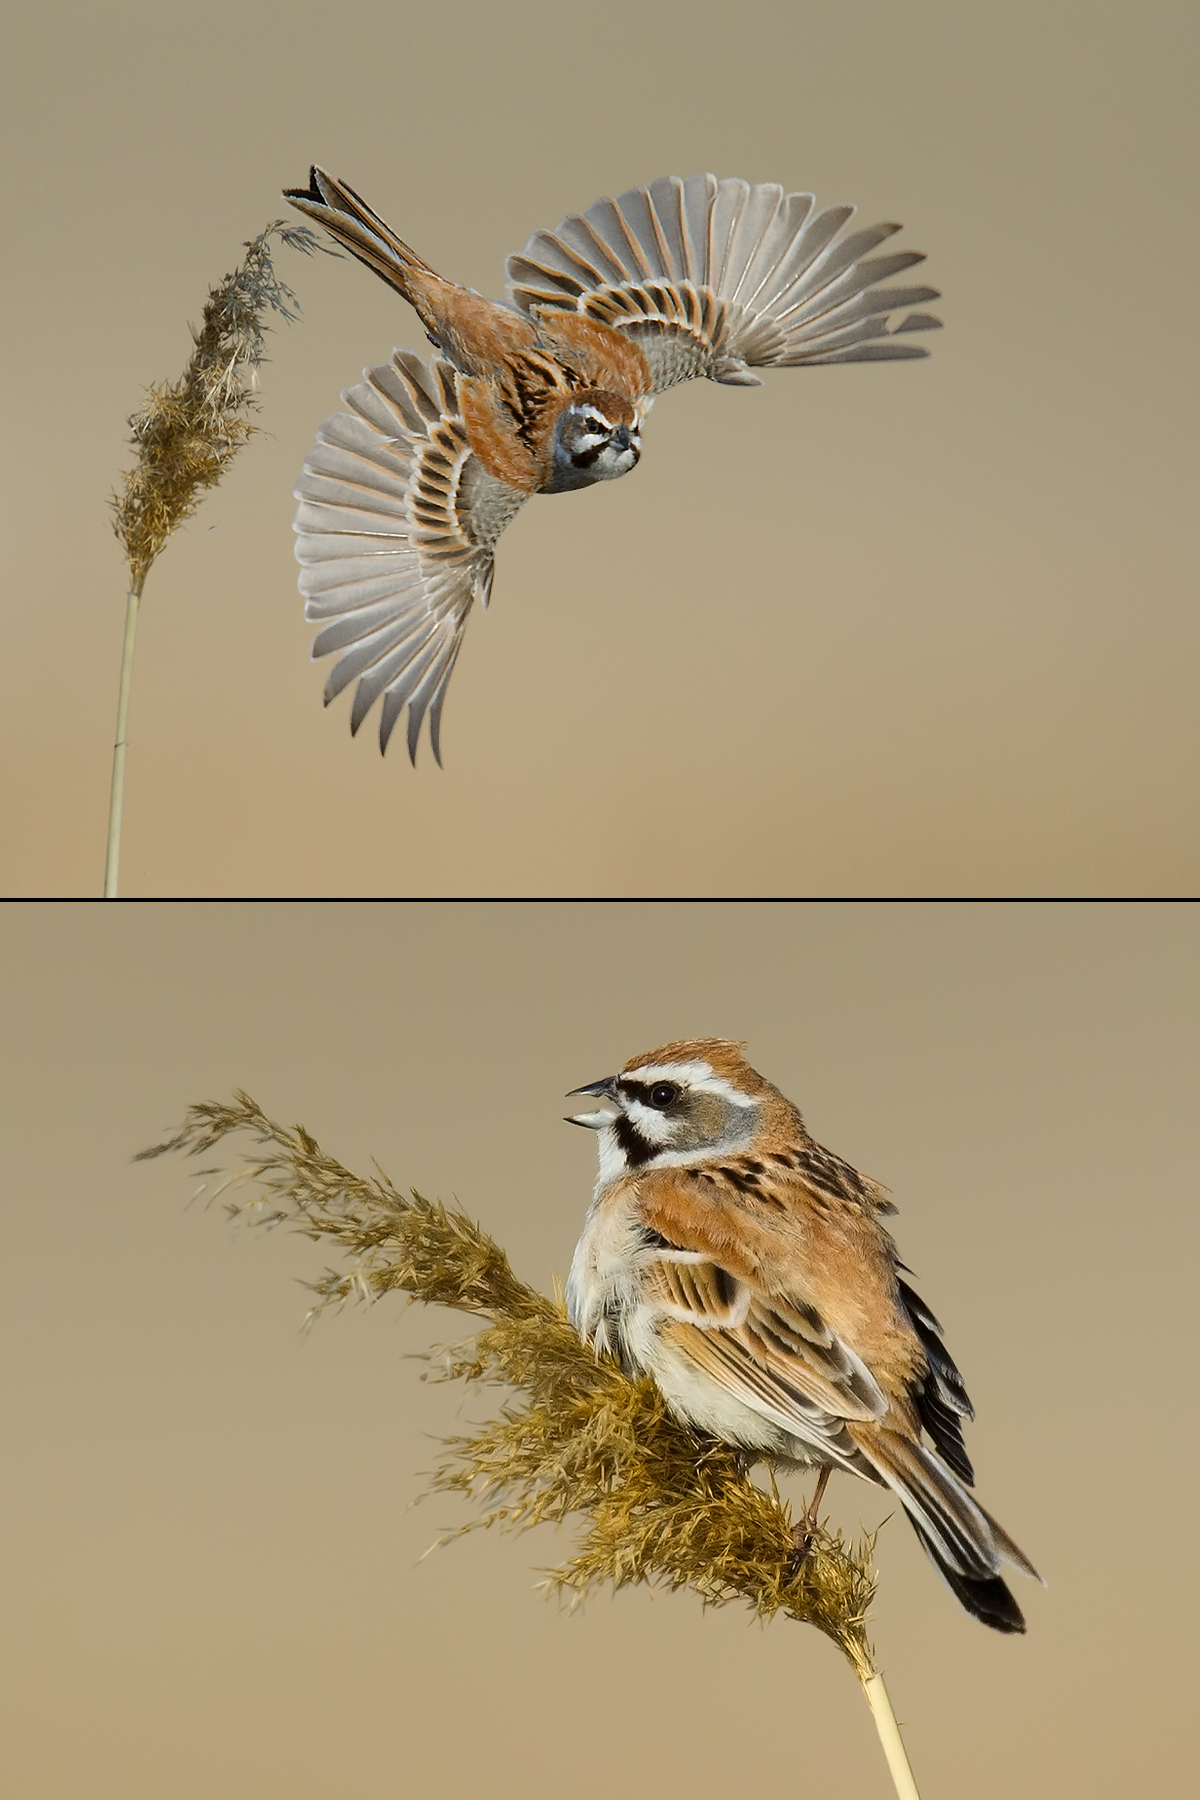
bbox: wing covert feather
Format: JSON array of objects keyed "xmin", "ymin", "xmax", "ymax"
[{"xmin": 638, "ymin": 1206, "xmax": 889, "ymax": 1453}]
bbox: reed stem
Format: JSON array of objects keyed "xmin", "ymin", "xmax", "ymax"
[
  {"xmin": 862, "ymin": 1670, "xmax": 922, "ymax": 1800},
  {"xmin": 104, "ymin": 575, "xmax": 144, "ymax": 897}
]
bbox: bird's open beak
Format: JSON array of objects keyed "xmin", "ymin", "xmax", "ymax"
[{"xmin": 565, "ymin": 1073, "xmax": 617, "ymax": 1129}]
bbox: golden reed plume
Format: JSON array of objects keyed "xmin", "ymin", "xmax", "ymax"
[
  {"xmin": 139, "ymin": 1094, "xmax": 923, "ymax": 1799},
  {"xmin": 106, "ymin": 222, "xmax": 333, "ymax": 895}
]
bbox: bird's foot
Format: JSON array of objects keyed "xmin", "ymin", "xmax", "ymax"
[
  {"xmin": 787, "ymin": 1536, "xmax": 812, "ymax": 1577},
  {"xmin": 787, "ymin": 1470, "xmax": 831, "ymax": 1576}
]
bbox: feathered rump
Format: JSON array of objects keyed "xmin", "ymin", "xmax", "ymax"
[
  {"xmin": 507, "ymin": 175, "xmax": 942, "ymax": 391},
  {"xmin": 293, "ymin": 352, "xmax": 526, "ymax": 764}
]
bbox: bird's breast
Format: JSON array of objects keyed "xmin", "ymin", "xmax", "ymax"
[{"xmin": 566, "ymin": 1191, "xmax": 657, "ymax": 1368}]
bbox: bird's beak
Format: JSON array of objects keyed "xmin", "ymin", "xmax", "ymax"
[
  {"xmin": 612, "ymin": 426, "xmax": 631, "ymax": 452},
  {"xmin": 565, "ymin": 1073, "xmax": 617, "ymax": 1129}
]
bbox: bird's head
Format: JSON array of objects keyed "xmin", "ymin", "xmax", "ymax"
[
  {"xmin": 567, "ymin": 1038, "xmax": 791, "ymax": 1182},
  {"xmin": 547, "ymin": 390, "xmax": 641, "ymax": 491}
]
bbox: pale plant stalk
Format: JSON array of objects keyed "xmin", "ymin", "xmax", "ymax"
[
  {"xmin": 864, "ymin": 1671, "xmax": 922, "ymax": 1800},
  {"xmin": 139, "ymin": 1094, "xmax": 924, "ymax": 1800},
  {"xmin": 106, "ymin": 221, "xmax": 332, "ymax": 896},
  {"xmin": 104, "ymin": 576, "xmax": 146, "ymax": 896}
]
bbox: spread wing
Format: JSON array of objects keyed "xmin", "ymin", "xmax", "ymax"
[
  {"xmin": 293, "ymin": 351, "xmax": 527, "ymax": 764},
  {"xmin": 507, "ymin": 174, "xmax": 942, "ymax": 394}
]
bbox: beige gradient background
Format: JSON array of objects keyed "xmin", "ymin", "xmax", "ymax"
[
  {"xmin": 2, "ymin": 0, "xmax": 1197, "ymax": 896},
  {"xmin": 3, "ymin": 901, "xmax": 1197, "ymax": 1798}
]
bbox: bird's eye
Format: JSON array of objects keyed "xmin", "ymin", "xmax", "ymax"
[{"xmin": 648, "ymin": 1081, "xmax": 680, "ymax": 1109}]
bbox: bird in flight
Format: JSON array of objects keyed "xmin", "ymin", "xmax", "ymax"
[{"xmin": 286, "ymin": 170, "xmax": 941, "ymax": 762}]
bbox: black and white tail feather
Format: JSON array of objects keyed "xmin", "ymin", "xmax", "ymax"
[
  {"xmin": 843, "ymin": 1272, "xmax": 1039, "ymax": 1633},
  {"xmin": 855, "ymin": 1423, "xmax": 1042, "ymax": 1634}
]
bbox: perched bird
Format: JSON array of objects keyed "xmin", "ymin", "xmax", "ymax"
[
  {"xmin": 565, "ymin": 1038, "xmax": 1041, "ymax": 1632},
  {"xmin": 286, "ymin": 169, "xmax": 942, "ymax": 762}
]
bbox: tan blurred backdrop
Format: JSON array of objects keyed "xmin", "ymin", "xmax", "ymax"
[
  {"xmin": 2, "ymin": 0, "xmax": 1197, "ymax": 896},
  {"xmin": 2, "ymin": 901, "xmax": 1197, "ymax": 1798}
]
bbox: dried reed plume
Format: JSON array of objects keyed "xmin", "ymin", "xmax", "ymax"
[
  {"xmin": 139, "ymin": 1094, "xmax": 923, "ymax": 1800},
  {"xmin": 105, "ymin": 222, "xmax": 333, "ymax": 897}
]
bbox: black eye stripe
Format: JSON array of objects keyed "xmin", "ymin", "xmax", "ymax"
[
  {"xmin": 574, "ymin": 414, "xmax": 638, "ymax": 438},
  {"xmin": 617, "ymin": 1077, "xmax": 680, "ymax": 1109}
]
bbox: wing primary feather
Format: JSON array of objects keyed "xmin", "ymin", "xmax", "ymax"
[
  {"xmin": 425, "ymin": 633, "xmax": 468, "ymax": 766},
  {"xmin": 545, "ymin": 213, "xmax": 631, "ymax": 285},
  {"xmin": 377, "ymin": 684, "xmax": 407, "ymax": 757},
  {"xmin": 708, "ymin": 179, "xmax": 750, "ymax": 293},
  {"xmin": 787, "ymin": 341, "xmax": 931, "ymax": 364},
  {"xmin": 646, "ymin": 176, "xmax": 689, "ymax": 280},
  {"xmin": 735, "ymin": 190, "xmax": 821, "ymax": 314},
  {"xmin": 597, "ymin": 194, "xmax": 656, "ymax": 281},
  {"xmin": 678, "ymin": 173, "xmax": 715, "ymax": 283},
  {"xmin": 293, "ymin": 354, "xmax": 526, "ymax": 760},
  {"xmin": 895, "ymin": 311, "xmax": 943, "ymax": 333},
  {"xmin": 723, "ymin": 183, "xmax": 786, "ymax": 308}
]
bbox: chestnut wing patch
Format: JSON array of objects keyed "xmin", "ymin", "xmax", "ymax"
[{"xmin": 643, "ymin": 1246, "xmax": 888, "ymax": 1440}]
